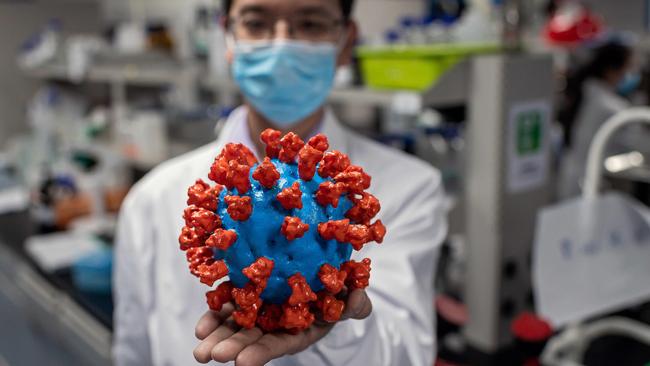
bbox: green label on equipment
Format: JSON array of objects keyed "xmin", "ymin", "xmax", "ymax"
[
  {"xmin": 507, "ymin": 100, "xmax": 550, "ymax": 193},
  {"xmin": 516, "ymin": 110, "xmax": 542, "ymax": 155}
]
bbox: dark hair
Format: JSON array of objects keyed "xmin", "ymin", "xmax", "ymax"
[
  {"xmin": 558, "ymin": 42, "xmax": 632, "ymax": 147},
  {"xmin": 222, "ymin": 0, "xmax": 355, "ymax": 20}
]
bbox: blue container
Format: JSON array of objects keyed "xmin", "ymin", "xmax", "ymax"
[{"xmin": 72, "ymin": 246, "xmax": 113, "ymax": 295}]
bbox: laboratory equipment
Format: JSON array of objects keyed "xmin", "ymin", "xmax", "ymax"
[
  {"xmin": 18, "ymin": 19, "xmax": 61, "ymax": 69},
  {"xmin": 543, "ymin": 1, "xmax": 603, "ymax": 47},
  {"xmin": 357, "ymin": 43, "xmax": 500, "ymax": 91},
  {"xmin": 537, "ymin": 108, "xmax": 650, "ymax": 365},
  {"xmin": 462, "ymin": 54, "xmax": 555, "ymax": 360},
  {"xmin": 72, "ymin": 245, "xmax": 113, "ymax": 295}
]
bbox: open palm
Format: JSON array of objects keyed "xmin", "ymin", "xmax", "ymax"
[{"xmin": 193, "ymin": 289, "xmax": 372, "ymax": 366}]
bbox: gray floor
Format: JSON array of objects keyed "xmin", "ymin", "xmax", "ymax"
[{"xmin": 0, "ymin": 277, "xmax": 87, "ymax": 366}]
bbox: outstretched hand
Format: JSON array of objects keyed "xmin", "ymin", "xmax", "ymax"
[{"xmin": 193, "ymin": 289, "xmax": 372, "ymax": 366}]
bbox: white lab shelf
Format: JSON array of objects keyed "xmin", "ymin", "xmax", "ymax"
[
  {"xmin": 23, "ymin": 58, "xmax": 199, "ymax": 86},
  {"xmin": 329, "ymin": 87, "xmax": 398, "ymax": 107},
  {"xmin": 24, "ymin": 56, "xmax": 472, "ymax": 108}
]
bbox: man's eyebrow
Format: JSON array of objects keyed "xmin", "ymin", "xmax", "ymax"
[
  {"xmin": 236, "ymin": 4, "xmax": 270, "ymax": 16},
  {"xmin": 294, "ymin": 5, "xmax": 339, "ymax": 18}
]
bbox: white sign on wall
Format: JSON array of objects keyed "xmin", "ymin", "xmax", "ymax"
[
  {"xmin": 533, "ymin": 193, "xmax": 650, "ymax": 326},
  {"xmin": 507, "ymin": 100, "xmax": 551, "ymax": 193}
]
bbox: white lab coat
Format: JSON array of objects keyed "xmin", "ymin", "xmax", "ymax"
[
  {"xmin": 113, "ymin": 106, "xmax": 448, "ymax": 366},
  {"xmin": 559, "ymin": 79, "xmax": 639, "ymax": 198}
]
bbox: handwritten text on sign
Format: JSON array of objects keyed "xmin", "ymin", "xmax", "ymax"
[{"xmin": 533, "ymin": 193, "xmax": 650, "ymax": 326}]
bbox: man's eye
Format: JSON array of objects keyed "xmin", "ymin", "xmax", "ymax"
[
  {"xmin": 243, "ymin": 19, "xmax": 268, "ymax": 32},
  {"xmin": 298, "ymin": 20, "xmax": 328, "ymax": 34}
]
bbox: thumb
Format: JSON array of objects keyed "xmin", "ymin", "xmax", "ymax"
[{"xmin": 342, "ymin": 289, "xmax": 372, "ymax": 320}]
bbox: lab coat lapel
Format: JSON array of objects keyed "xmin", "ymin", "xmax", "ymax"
[
  {"xmin": 321, "ymin": 108, "xmax": 351, "ymax": 155},
  {"xmin": 214, "ymin": 106, "xmax": 249, "ymax": 147},
  {"xmin": 215, "ymin": 106, "xmax": 352, "ymax": 156}
]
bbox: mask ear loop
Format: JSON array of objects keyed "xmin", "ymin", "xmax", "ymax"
[
  {"xmin": 226, "ymin": 34, "xmax": 236, "ymax": 50},
  {"xmin": 335, "ymin": 25, "xmax": 350, "ymax": 53},
  {"xmin": 332, "ymin": 24, "xmax": 353, "ymax": 68}
]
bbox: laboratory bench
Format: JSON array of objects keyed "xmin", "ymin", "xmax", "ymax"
[{"xmin": 0, "ymin": 210, "xmax": 112, "ymax": 366}]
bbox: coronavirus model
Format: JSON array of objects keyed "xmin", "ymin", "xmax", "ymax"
[{"xmin": 179, "ymin": 129, "xmax": 386, "ymax": 333}]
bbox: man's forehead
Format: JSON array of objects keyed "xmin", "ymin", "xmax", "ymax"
[{"xmin": 230, "ymin": 0, "xmax": 341, "ymax": 16}]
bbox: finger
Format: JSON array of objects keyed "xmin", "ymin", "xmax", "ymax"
[
  {"xmin": 235, "ymin": 332, "xmax": 306, "ymax": 366},
  {"xmin": 211, "ymin": 327, "xmax": 264, "ymax": 363},
  {"xmin": 195, "ymin": 303, "xmax": 234, "ymax": 340},
  {"xmin": 193, "ymin": 318, "xmax": 239, "ymax": 363},
  {"xmin": 195, "ymin": 312, "xmax": 220, "ymax": 340},
  {"xmin": 302, "ymin": 322, "xmax": 335, "ymax": 345},
  {"xmin": 341, "ymin": 290, "xmax": 372, "ymax": 320}
]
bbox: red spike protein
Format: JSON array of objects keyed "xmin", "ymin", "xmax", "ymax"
[{"xmin": 179, "ymin": 129, "xmax": 386, "ymax": 332}]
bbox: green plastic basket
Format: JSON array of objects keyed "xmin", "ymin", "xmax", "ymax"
[{"xmin": 357, "ymin": 43, "xmax": 501, "ymax": 91}]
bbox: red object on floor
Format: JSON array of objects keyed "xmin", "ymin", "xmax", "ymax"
[
  {"xmin": 435, "ymin": 359, "xmax": 464, "ymax": 366},
  {"xmin": 511, "ymin": 312, "xmax": 553, "ymax": 342},
  {"xmin": 435, "ymin": 294, "xmax": 468, "ymax": 326}
]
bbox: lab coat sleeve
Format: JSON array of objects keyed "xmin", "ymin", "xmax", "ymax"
[
  {"xmin": 112, "ymin": 188, "xmax": 155, "ymax": 366},
  {"xmin": 309, "ymin": 171, "xmax": 447, "ymax": 366}
]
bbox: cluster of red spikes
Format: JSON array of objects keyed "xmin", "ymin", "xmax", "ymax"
[{"xmin": 179, "ymin": 129, "xmax": 386, "ymax": 332}]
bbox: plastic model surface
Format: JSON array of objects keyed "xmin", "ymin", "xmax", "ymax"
[{"xmin": 179, "ymin": 129, "xmax": 385, "ymax": 332}]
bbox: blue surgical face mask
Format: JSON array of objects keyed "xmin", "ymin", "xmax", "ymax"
[
  {"xmin": 617, "ymin": 71, "xmax": 640, "ymax": 96},
  {"xmin": 231, "ymin": 39, "xmax": 338, "ymax": 127}
]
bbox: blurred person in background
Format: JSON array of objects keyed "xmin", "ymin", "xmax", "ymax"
[
  {"xmin": 558, "ymin": 40, "xmax": 645, "ymax": 198},
  {"xmin": 112, "ymin": 0, "xmax": 447, "ymax": 365}
]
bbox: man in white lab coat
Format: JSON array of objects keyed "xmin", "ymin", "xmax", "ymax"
[{"xmin": 113, "ymin": 0, "xmax": 447, "ymax": 365}]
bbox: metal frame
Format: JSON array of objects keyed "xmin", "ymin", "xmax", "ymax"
[{"xmin": 462, "ymin": 53, "xmax": 554, "ymax": 352}]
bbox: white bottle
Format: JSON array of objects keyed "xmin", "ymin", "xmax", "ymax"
[
  {"xmin": 208, "ymin": 9, "xmax": 229, "ymax": 79},
  {"xmin": 411, "ymin": 17, "xmax": 431, "ymax": 45},
  {"xmin": 399, "ymin": 16, "xmax": 417, "ymax": 44},
  {"xmin": 192, "ymin": 7, "xmax": 212, "ymax": 58},
  {"xmin": 384, "ymin": 92, "xmax": 423, "ymax": 134}
]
